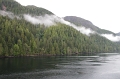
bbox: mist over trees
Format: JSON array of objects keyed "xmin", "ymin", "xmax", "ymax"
[
  {"xmin": 0, "ymin": 15, "xmax": 120, "ymax": 57},
  {"xmin": 0, "ymin": 0, "xmax": 120, "ymax": 57}
]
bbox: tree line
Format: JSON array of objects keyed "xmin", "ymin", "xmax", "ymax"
[{"xmin": 0, "ymin": 15, "xmax": 120, "ymax": 57}]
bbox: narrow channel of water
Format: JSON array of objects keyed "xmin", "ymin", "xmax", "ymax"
[{"xmin": 0, "ymin": 53, "xmax": 120, "ymax": 79}]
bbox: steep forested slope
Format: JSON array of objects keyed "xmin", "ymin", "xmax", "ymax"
[
  {"xmin": 0, "ymin": 0, "xmax": 120, "ymax": 57},
  {"xmin": 0, "ymin": 15, "xmax": 120, "ymax": 57},
  {"xmin": 0, "ymin": 0, "xmax": 53, "ymax": 15}
]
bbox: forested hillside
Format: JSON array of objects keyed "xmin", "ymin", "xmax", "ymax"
[
  {"xmin": 64, "ymin": 16, "xmax": 115, "ymax": 34},
  {"xmin": 0, "ymin": 0, "xmax": 120, "ymax": 57},
  {"xmin": 0, "ymin": 15, "xmax": 120, "ymax": 57},
  {"xmin": 0, "ymin": 0, "xmax": 53, "ymax": 15}
]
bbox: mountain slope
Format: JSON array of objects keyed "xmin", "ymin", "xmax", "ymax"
[
  {"xmin": 0, "ymin": 15, "xmax": 119, "ymax": 57},
  {"xmin": 116, "ymin": 32, "xmax": 120, "ymax": 36},
  {"xmin": 64, "ymin": 16, "xmax": 115, "ymax": 34},
  {"xmin": 0, "ymin": 0, "xmax": 53, "ymax": 15},
  {"xmin": 64, "ymin": 16, "xmax": 99, "ymax": 31},
  {"xmin": 0, "ymin": 0, "xmax": 120, "ymax": 57}
]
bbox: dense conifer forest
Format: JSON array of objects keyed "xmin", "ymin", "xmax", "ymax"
[{"xmin": 0, "ymin": 0, "xmax": 120, "ymax": 57}]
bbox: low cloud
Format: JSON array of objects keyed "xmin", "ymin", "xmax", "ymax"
[
  {"xmin": 23, "ymin": 14, "xmax": 95, "ymax": 35},
  {"xmin": 1, "ymin": 10, "xmax": 119, "ymax": 40},
  {"xmin": 0, "ymin": 10, "xmax": 20, "ymax": 19},
  {"xmin": 60, "ymin": 18, "xmax": 95, "ymax": 35},
  {"xmin": 101, "ymin": 34, "xmax": 120, "ymax": 42},
  {"xmin": 71, "ymin": 25, "xmax": 95, "ymax": 36},
  {"xmin": 23, "ymin": 14, "xmax": 61, "ymax": 26}
]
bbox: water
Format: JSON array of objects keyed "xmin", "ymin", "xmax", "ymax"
[{"xmin": 0, "ymin": 53, "xmax": 120, "ymax": 79}]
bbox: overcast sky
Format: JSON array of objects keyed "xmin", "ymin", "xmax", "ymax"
[{"xmin": 15, "ymin": 0, "xmax": 120, "ymax": 33}]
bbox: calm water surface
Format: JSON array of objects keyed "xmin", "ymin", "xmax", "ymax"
[{"xmin": 0, "ymin": 53, "xmax": 120, "ymax": 79}]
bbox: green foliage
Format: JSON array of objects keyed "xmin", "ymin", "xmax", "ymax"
[
  {"xmin": 0, "ymin": 0, "xmax": 53, "ymax": 15},
  {"xmin": 0, "ymin": 15, "xmax": 36, "ymax": 56},
  {"xmin": 13, "ymin": 44, "xmax": 19, "ymax": 56},
  {"xmin": 0, "ymin": 43, "xmax": 3, "ymax": 55},
  {"xmin": 0, "ymin": 15, "xmax": 120, "ymax": 57},
  {"xmin": 0, "ymin": 0, "xmax": 120, "ymax": 57}
]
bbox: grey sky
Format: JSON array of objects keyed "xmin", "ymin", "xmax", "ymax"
[{"xmin": 15, "ymin": 0, "xmax": 120, "ymax": 33}]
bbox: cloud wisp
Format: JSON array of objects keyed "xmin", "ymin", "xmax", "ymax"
[
  {"xmin": 23, "ymin": 14, "xmax": 95, "ymax": 36},
  {"xmin": 0, "ymin": 10, "xmax": 120, "ymax": 42},
  {"xmin": 23, "ymin": 14, "xmax": 59, "ymax": 26},
  {"xmin": 0, "ymin": 10, "xmax": 20, "ymax": 19},
  {"xmin": 101, "ymin": 34, "xmax": 120, "ymax": 42},
  {"xmin": 59, "ymin": 18, "xmax": 95, "ymax": 36}
]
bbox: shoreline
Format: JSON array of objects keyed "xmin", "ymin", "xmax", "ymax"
[
  {"xmin": 0, "ymin": 53, "xmax": 97, "ymax": 58},
  {"xmin": 0, "ymin": 54, "xmax": 61, "ymax": 58}
]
